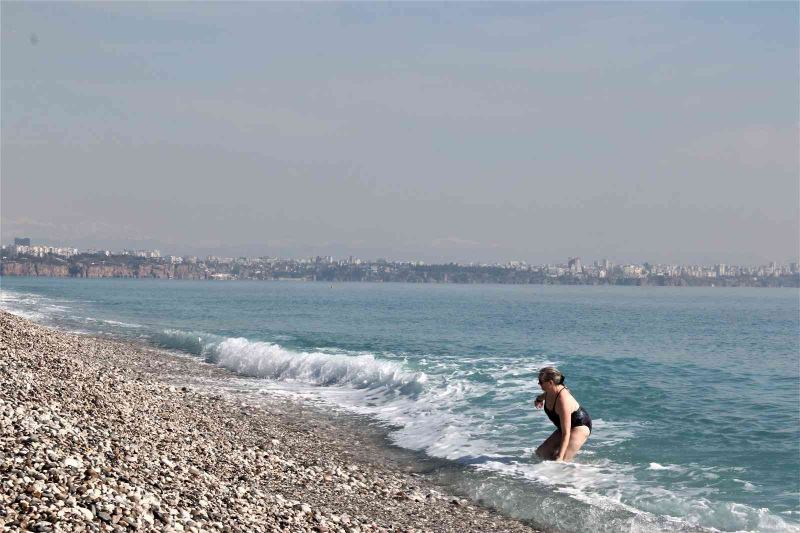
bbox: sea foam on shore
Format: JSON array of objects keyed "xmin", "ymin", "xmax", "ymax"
[{"xmin": 0, "ymin": 311, "xmax": 538, "ymax": 532}]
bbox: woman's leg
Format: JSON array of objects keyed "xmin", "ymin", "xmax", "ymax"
[
  {"xmin": 562, "ymin": 426, "xmax": 591, "ymax": 461},
  {"xmin": 535, "ymin": 430, "xmax": 562, "ymax": 460}
]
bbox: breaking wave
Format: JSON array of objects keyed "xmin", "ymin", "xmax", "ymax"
[{"xmin": 151, "ymin": 329, "xmax": 427, "ymax": 395}]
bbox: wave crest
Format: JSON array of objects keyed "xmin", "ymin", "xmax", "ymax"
[
  {"xmin": 212, "ymin": 337, "xmax": 427, "ymax": 394},
  {"xmin": 151, "ymin": 329, "xmax": 427, "ymax": 395}
]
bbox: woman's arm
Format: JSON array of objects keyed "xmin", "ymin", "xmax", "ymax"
[{"xmin": 555, "ymin": 394, "xmax": 571, "ymax": 461}]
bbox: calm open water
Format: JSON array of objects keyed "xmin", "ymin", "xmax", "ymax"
[{"xmin": 2, "ymin": 277, "xmax": 798, "ymax": 532}]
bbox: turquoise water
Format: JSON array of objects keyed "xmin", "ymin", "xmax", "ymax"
[{"xmin": 2, "ymin": 277, "xmax": 798, "ymax": 532}]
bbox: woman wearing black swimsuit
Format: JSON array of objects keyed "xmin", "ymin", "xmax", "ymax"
[{"xmin": 534, "ymin": 366, "xmax": 592, "ymax": 462}]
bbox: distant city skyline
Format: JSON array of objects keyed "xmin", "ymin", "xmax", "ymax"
[
  {"xmin": 2, "ymin": 3, "xmax": 798, "ymax": 265},
  {"xmin": 3, "ymin": 235, "xmax": 798, "ymax": 269},
  {"xmin": 4, "ymin": 237, "xmax": 797, "ymax": 288}
]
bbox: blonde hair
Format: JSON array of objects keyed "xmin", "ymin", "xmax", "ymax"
[{"xmin": 538, "ymin": 366, "xmax": 565, "ymax": 385}]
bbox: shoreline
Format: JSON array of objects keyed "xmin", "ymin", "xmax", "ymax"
[{"xmin": 0, "ymin": 311, "xmax": 542, "ymax": 532}]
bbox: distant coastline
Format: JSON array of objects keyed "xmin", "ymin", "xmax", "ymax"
[{"xmin": 1, "ymin": 254, "xmax": 797, "ymax": 287}]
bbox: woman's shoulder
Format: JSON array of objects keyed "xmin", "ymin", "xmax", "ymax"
[{"xmin": 558, "ymin": 387, "xmax": 579, "ymax": 406}]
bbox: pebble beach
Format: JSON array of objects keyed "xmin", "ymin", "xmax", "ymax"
[{"xmin": 0, "ymin": 311, "xmax": 540, "ymax": 533}]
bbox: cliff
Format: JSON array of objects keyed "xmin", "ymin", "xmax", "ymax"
[
  {"xmin": 1, "ymin": 260, "xmax": 207, "ymax": 280},
  {"xmin": 1, "ymin": 261, "xmax": 70, "ymax": 277}
]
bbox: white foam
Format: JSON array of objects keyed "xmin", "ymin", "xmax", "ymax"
[
  {"xmin": 464, "ymin": 456, "xmax": 799, "ymax": 532},
  {"xmin": 1, "ymin": 307, "xmax": 47, "ymax": 321},
  {"xmin": 0, "ymin": 290, "xmax": 48, "ymax": 321},
  {"xmin": 102, "ymin": 319, "xmax": 142, "ymax": 328},
  {"xmin": 308, "ymin": 357, "xmax": 557, "ymax": 464},
  {"xmin": 0, "ymin": 290, "xmax": 74, "ymax": 324},
  {"xmin": 212, "ymin": 337, "xmax": 428, "ymax": 394},
  {"xmin": 648, "ymin": 462, "xmax": 684, "ymax": 471},
  {"xmin": 734, "ymin": 479, "xmax": 759, "ymax": 492}
]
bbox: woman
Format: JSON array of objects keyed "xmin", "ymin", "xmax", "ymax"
[{"xmin": 534, "ymin": 366, "xmax": 592, "ymax": 462}]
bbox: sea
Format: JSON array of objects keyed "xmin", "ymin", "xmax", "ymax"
[{"xmin": 1, "ymin": 277, "xmax": 798, "ymax": 533}]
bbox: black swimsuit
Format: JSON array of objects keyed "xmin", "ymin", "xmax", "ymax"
[{"xmin": 544, "ymin": 387, "xmax": 592, "ymax": 433}]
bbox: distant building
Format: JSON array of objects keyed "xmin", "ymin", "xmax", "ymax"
[
  {"xmin": 546, "ymin": 265, "xmax": 565, "ymax": 277},
  {"xmin": 622, "ymin": 265, "xmax": 644, "ymax": 278},
  {"xmin": 568, "ymin": 257, "xmax": 582, "ymax": 274},
  {"xmin": 134, "ymin": 250, "xmax": 161, "ymax": 258},
  {"xmin": 15, "ymin": 245, "xmax": 79, "ymax": 258},
  {"xmin": 14, "ymin": 237, "xmax": 31, "ymax": 246}
]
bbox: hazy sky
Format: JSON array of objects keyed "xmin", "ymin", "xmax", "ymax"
[{"xmin": 2, "ymin": 2, "xmax": 798, "ymax": 264}]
